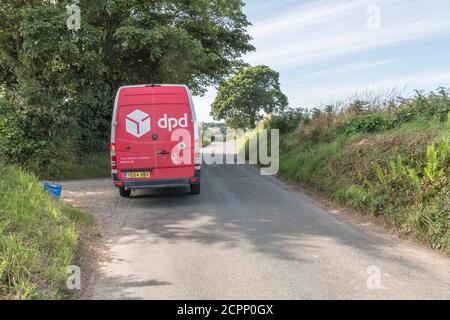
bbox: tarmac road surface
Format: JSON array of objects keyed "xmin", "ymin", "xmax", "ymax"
[{"xmin": 61, "ymin": 143, "xmax": 450, "ymax": 299}]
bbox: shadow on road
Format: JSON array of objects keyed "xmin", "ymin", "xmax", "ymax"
[
  {"xmin": 63, "ymin": 161, "xmax": 450, "ymax": 299},
  {"xmin": 116, "ymin": 164, "xmax": 429, "ymax": 273}
]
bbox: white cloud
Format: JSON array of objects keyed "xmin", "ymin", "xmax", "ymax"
[
  {"xmin": 246, "ymin": 0, "xmax": 450, "ymax": 69},
  {"xmin": 249, "ymin": 0, "xmax": 365, "ymax": 38},
  {"xmin": 310, "ymin": 60, "xmax": 394, "ymax": 77}
]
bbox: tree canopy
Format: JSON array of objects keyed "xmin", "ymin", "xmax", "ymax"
[
  {"xmin": 211, "ymin": 65, "xmax": 288, "ymax": 129},
  {"xmin": 0, "ymin": 0, "xmax": 254, "ymax": 170}
]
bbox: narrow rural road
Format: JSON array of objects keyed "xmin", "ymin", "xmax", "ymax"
[{"xmin": 62, "ymin": 144, "xmax": 450, "ymax": 299}]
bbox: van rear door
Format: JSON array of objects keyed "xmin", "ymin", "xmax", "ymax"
[
  {"xmin": 114, "ymin": 87, "xmax": 155, "ymax": 181},
  {"xmin": 152, "ymin": 86, "xmax": 195, "ymax": 180}
]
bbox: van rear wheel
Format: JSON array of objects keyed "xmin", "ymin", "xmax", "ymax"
[
  {"xmin": 119, "ymin": 188, "xmax": 131, "ymax": 198},
  {"xmin": 190, "ymin": 183, "xmax": 200, "ymax": 195}
]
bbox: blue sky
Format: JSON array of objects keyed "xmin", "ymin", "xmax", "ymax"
[{"xmin": 193, "ymin": 0, "xmax": 450, "ymax": 122}]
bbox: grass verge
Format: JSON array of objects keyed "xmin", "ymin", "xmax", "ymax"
[
  {"xmin": 0, "ymin": 161, "xmax": 93, "ymax": 299},
  {"xmin": 240, "ymin": 88, "xmax": 450, "ymax": 252},
  {"xmin": 278, "ymin": 118, "xmax": 449, "ymax": 251}
]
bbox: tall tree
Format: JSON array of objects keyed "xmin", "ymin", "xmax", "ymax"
[
  {"xmin": 0, "ymin": 0, "xmax": 254, "ymax": 163},
  {"xmin": 211, "ymin": 65, "xmax": 288, "ymax": 129}
]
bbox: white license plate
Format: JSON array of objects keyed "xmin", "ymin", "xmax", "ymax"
[{"xmin": 126, "ymin": 171, "xmax": 150, "ymax": 179}]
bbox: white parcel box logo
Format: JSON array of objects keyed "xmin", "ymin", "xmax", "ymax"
[{"xmin": 126, "ymin": 109, "xmax": 151, "ymax": 138}]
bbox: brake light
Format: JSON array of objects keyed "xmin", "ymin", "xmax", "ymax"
[{"xmin": 110, "ymin": 143, "xmax": 117, "ymax": 173}]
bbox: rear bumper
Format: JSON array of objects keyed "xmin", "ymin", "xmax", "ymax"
[
  {"xmin": 123, "ymin": 178, "xmax": 190, "ymax": 190},
  {"xmin": 112, "ymin": 169, "xmax": 201, "ymax": 190}
]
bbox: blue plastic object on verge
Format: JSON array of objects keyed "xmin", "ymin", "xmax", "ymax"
[{"xmin": 43, "ymin": 181, "xmax": 62, "ymax": 199}]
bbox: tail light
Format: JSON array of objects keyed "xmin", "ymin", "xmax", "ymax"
[
  {"xmin": 194, "ymin": 139, "xmax": 201, "ymax": 169},
  {"xmin": 110, "ymin": 143, "xmax": 117, "ymax": 174}
]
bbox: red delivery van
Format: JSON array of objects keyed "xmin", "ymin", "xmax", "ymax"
[{"xmin": 110, "ymin": 84, "xmax": 201, "ymax": 197}]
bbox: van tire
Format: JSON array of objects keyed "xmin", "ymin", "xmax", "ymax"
[
  {"xmin": 190, "ymin": 184, "xmax": 200, "ymax": 195},
  {"xmin": 119, "ymin": 188, "xmax": 131, "ymax": 198}
]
